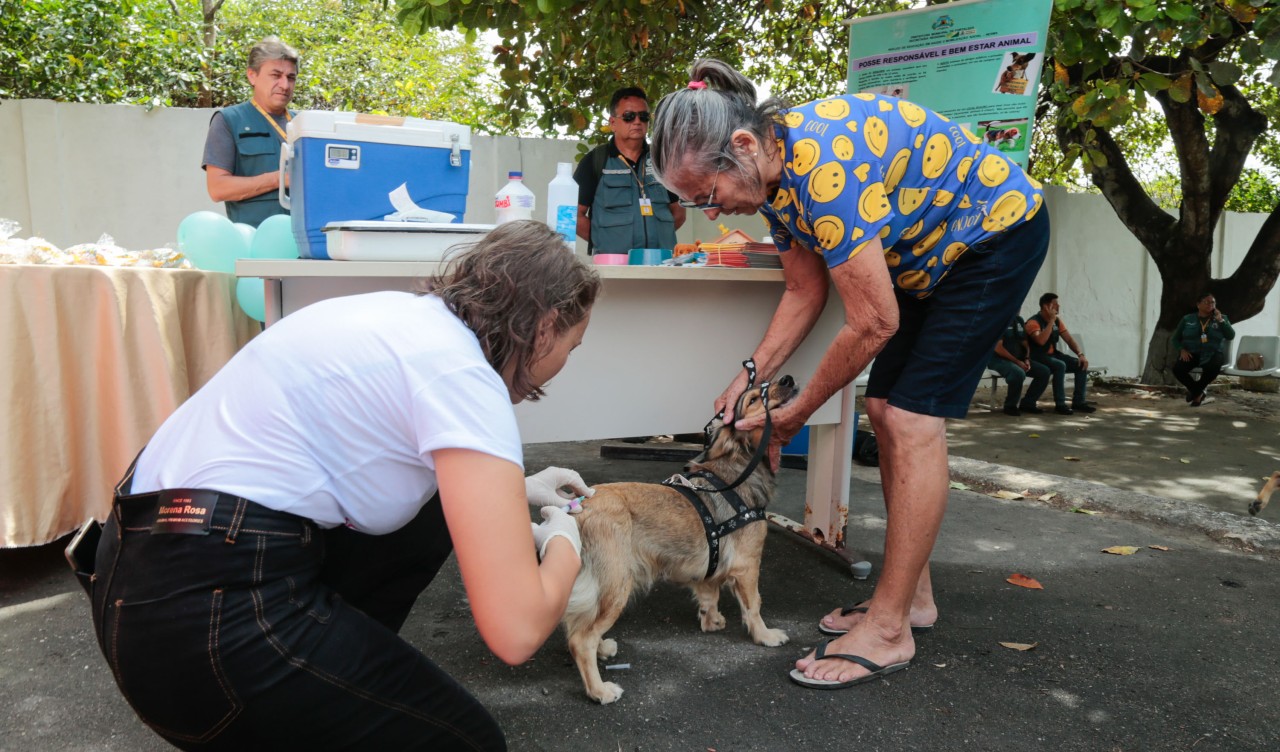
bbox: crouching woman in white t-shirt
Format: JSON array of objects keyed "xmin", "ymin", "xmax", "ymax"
[{"xmin": 84, "ymin": 221, "xmax": 600, "ymax": 751}]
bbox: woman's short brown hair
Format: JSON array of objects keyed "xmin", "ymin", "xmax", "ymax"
[{"xmin": 425, "ymin": 221, "xmax": 600, "ymax": 401}]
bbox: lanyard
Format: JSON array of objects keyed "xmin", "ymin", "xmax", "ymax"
[
  {"xmin": 250, "ymin": 99, "xmax": 291, "ymax": 142},
  {"xmin": 615, "ymin": 152, "xmax": 649, "ymax": 199}
]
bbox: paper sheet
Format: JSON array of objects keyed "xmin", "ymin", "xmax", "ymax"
[{"xmin": 385, "ymin": 183, "xmax": 456, "ymax": 223}]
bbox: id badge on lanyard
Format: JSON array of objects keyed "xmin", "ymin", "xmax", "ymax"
[{"xmin": 639, "ymin": 197, "xmax": 654, "ymax": 217}]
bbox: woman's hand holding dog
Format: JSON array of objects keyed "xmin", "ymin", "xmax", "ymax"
[
  {"xmin": 531, "ymin": 506, "xmax": 582, "ymax": 561},
  {"xmin": 525, "ymin": 466, "xmax": 594, "ymax": 509}
]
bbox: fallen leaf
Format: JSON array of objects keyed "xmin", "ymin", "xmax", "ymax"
[
  {"xmin": 1179, "ymin": 458, "xmax": 1191, "ymax": 464},
  {"xmin": 1028, "ymin": 433, "xmax": 1040, "ymax": 439},
  {"xmin": 1006, "ymin": 573, "xmax": 1043, "ymax": 589},
  {"xmin": 993, "ymin": 490, "xmax": 1025, "ymax": 500},
  {"xmin": 1071, "ymin": 507, "xmax": 1100, "ymax": 515},
  {"xmin": 999, "ymin": 641, "xmax": 1038, "ymax": 651},
  {"xmin": 949, "ymin": 481, "xmax": 970, "ymax": 490},
  {"xmin": 1038, "ymin": 492, "xmax": 1057, "ymax": 502},
  {"xmin": 1063, "ymin": 456, "xmax": 1082, "ymax": 461},
  {"xmin": 1101, "ymin": 545, "xmax": 1140, "ymax": 555},
  {"xmin": 1148, "ymin": 545, "xmax": 1170, "ymax": 551}
]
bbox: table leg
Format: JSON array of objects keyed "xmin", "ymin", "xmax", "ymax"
[
  {"xmin": 263, "ymin": 279, "xmax": 283, "ymax": 327},
  {"xmin": 766, "ymin": 382, "xmax": 861, "ymax": 572}
]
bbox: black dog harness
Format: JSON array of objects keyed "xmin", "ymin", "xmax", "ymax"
[{"xmin": 661, "ymin": 359, "xmax": 773, "ymax": 580}]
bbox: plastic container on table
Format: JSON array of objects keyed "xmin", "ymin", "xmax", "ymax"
[
  {"xmin": 495, "ymin": 171, "xmax": 535, "ymax": 225},
  {"xmin": 545, "ymin": 162, "xmax": 578, "ymax": 250}
]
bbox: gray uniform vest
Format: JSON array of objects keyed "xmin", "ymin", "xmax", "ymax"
[
  {"xmin": 589, "ymin": 147, "xmax": 676, "ymax": 253},
  {"xmin": 219, "ymin": 101, "xmax": 290, "ymax": 227}
]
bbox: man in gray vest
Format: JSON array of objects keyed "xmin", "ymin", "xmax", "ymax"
[
  {"xmin": 574, "ymin": 87, "xmax": 685, "ymax": 254},
  {"xmin": 202, "ymin": 37, "xmax": 299, "ymax": 227}
]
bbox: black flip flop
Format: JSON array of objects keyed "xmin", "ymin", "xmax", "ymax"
[
  {"xmin": 788, "ymin": 638, "xmax": 910, "ymax": 689},
  {"xmin": 817, "ymin": 605, "xmax": 935, "ymax": 636}
]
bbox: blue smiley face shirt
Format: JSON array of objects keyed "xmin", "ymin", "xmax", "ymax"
[{"xmin": 760, "ymin": 94, "xmax": 1045, "ymax": 298}]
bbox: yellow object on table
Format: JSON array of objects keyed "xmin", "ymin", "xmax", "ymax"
[{"xmin": 0, "ymin": 264, "xmax": 258, "ymax": 548}]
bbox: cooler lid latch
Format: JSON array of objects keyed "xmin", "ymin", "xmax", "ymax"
[{"xmin": 449, "ymin": 134, "xmax": 462, "ymax": 168}]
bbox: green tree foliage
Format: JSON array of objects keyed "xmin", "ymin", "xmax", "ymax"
[
  {"xmin": 1, "ymin": 0, "xmax": 499, "ymax": 127},
  {"xmin": 1042, "ymin": 0, "xmax": 1280, "ymax": 382},
  {"xmin": 395, "ymin": 0, "xmax": 914, "ymax": 140}
]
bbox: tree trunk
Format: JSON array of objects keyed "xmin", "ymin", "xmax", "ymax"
[
  {"xmin": 197, "ymin": 0, "xmax": 223, "ymax": 109},
  {"xmin": 1142, "ymin": 325, "xmax": 1178, "ymax": 386}
]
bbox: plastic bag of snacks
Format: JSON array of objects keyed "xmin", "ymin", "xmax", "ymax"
[
  {"xmin": 65, "ymin": 233, "xmax": 129, "ymax": 265},
  {"xmin": 0, "ymin": 220, "xmax": 66, "ymax": 264},
  {"xmin": 0, "ymin": 221, "xmax": 190, "ymax": 268}
]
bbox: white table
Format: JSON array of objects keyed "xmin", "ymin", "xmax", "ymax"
[{"xmin": 238, "ymin": 259, "xmax": 862, "ymax": 565}]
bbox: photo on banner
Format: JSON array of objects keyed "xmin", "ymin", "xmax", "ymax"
[{"xmin": 846, "ymin": 0, "xmax": 1053, "ymax": 169}]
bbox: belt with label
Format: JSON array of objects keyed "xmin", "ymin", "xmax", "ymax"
[{"xmin": 114, "ymin": 488, "xmax": 314, "ymax": 543}]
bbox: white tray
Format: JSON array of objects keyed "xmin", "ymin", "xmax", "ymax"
[{"xmin": 322, "ymin": 221, "xmax": 494, "ymax": 261}]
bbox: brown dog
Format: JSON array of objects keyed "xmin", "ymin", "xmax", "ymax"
[{"xmin": 560, "ymin": 377, "xmax": 796, "ymax": 704}]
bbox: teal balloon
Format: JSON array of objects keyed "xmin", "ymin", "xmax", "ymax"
[
  {"xmin": 233, "ymin": 223, "xmax": 256, "ymax": 247},
  {"xmin": 250, "ymin": 214, "xmax": 299, "ymax": 260},
  {"xmin": 236, "ymin": 277, "xmax": 266, "ymax": 322},
  {"xmin": 178, "ymin": 211, "xmax": 246, "ymax": 273}
]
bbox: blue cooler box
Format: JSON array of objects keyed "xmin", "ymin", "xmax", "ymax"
[{"xmin": 281, "ymin": 111, "xmax": 472, "ymax": 259}]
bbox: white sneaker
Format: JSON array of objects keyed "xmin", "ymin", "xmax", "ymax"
[{"xmin": 1200, "ymin": 395, "xmax": 1215, "ymax": 405}]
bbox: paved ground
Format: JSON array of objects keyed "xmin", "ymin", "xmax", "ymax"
[{"xmin": 3, "ymin": 382, "xmax": 1279, "ymax": 751}]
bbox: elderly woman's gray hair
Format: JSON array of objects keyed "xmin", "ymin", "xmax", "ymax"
[
  {"xmin": 649, "ymin": 59, "xmax": 788, "ymax": 187},
  {"xmin": 247, "ymin": 37, "xmax": 300, "ymax": 72}
]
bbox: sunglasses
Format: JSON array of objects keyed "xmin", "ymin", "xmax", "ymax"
[
  {"xmin": 616, "ymin": 110, "xmax": 650, "ymax": 123},
  {"xmin": 677, "ymin": 170, "xmax": 721, "ymax": 210}
]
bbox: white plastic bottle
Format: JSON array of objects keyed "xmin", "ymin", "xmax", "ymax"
[
  {"xmin": 545, "ymin": 162, "xmax": 579, "ymax": 250},
  {"xmin": 494, "ymin": 171, "xmax": 536, "ymax": 225}
]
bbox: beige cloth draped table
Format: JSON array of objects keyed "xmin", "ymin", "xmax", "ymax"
[{"xmin": 0, "ymin": 264, "xmax": 258, "ymax": 548}]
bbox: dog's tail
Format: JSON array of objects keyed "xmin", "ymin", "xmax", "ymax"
[{"xmin": 1249, "ymin": 471, "xmax": 1280, "ymax": 516}]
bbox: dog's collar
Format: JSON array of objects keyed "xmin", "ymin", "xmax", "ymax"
[{"xmin": 701, "ymin": 358, "xmax": 774, "ymax": 494}]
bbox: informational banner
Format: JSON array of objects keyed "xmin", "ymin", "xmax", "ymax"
[{"xmin": 847, "ymin": 0, "xmax": 1053, "ymax": 168}]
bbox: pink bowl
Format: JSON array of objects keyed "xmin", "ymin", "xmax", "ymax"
[{"xmin": 593, "ymin": 253, "xmax": 629, "ymax": 265}]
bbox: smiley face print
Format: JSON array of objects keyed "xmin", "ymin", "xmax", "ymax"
[
  {"xmin": 792, "ymin": 139, "xmax": 822, "ymax": 177},
  {"xmin": 760, "ymin": 94, "xmax": 1043, "ymax": 300},
  {"xmin": 808, "ymin": 162, "xmax": 847, "ymax": 204}
]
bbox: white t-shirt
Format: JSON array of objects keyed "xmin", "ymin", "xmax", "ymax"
[{"xmin": 132, "ymin": 292, "xmax": 524, "ymax": 534}]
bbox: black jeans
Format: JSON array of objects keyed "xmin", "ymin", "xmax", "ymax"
[
  {"xmin": 1172, "ymin": 350, "xmax": 1226, "ymax": 399},
  {"xmin": 89, "ymin": 487, "xmax": 505, "ymax": 751}
]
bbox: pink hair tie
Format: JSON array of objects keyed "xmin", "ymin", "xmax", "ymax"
[{"xmin": 687, "ymin": 80, "xmax": 707, "ymax": 90}]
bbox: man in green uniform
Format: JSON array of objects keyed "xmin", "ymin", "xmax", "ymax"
[{"xmin": 1171, "ymin": 292, "xmax": 1235, "ymax": 407}]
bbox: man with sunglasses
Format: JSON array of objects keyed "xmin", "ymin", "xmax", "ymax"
[{"xmin": 574, "ymin": 87, "xmax": 686, "ymax": 255}]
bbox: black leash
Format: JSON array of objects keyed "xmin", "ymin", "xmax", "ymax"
[{"xmin": 662, "ymin": 359, "xmax": 775, "ymax": 579}]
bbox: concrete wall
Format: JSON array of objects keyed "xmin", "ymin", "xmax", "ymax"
[{"xmin": 2, "ymin": 98, "xmax": 1275, "ymax": 377}]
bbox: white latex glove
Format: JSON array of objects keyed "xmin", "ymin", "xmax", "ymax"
[
  {"xmin": 524, "ymin": 466, "xmax": 594, "ymax": 509},
  {"xmin": 530, "ymin": 506, "xmax": 581, "ymax": 561}
]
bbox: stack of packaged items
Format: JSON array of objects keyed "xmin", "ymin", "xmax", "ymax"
[
  {"xmin": 701, "ymin": 241, "xmax": 783, "ymax": 269},
  {"xmin": 0, "ymin": 220, "xmax": 190, "ymax": 268}
]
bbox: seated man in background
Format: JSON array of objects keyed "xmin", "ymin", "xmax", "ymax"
[
  {"xmin": 1026, "ymin": 292, "xmax": 1095, "ymax": 415},
  {"xmin": 1170, "ymin": 292, "xmax": 1235, "ymax": 407},
  {"xmin": 987, "ymin": 314, "xmax": 1050, "ymax": 416}
]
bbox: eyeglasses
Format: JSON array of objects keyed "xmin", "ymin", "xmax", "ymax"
[
  {"xmin": 616, "ymin": 110, "xmax": 650, "ymax": 123},
  {"xmin": 678, "ymin": 170, "xmax": 721, "ymax": 210}
]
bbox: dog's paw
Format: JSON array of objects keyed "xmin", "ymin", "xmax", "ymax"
[
  {"xmin": 591, "ymin": 682, "xmax": 625, "ymax": 705},
  {"xmin": 754, "ymin": 627, "xmax": 790, "ymax": 647},
  {"xmin": 597, "ymin": 638, "xmax": 618, "ymax": 659},
  {"xmin": 700, "ymin": 610, "xmax": 727, "ymax": 632}
]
